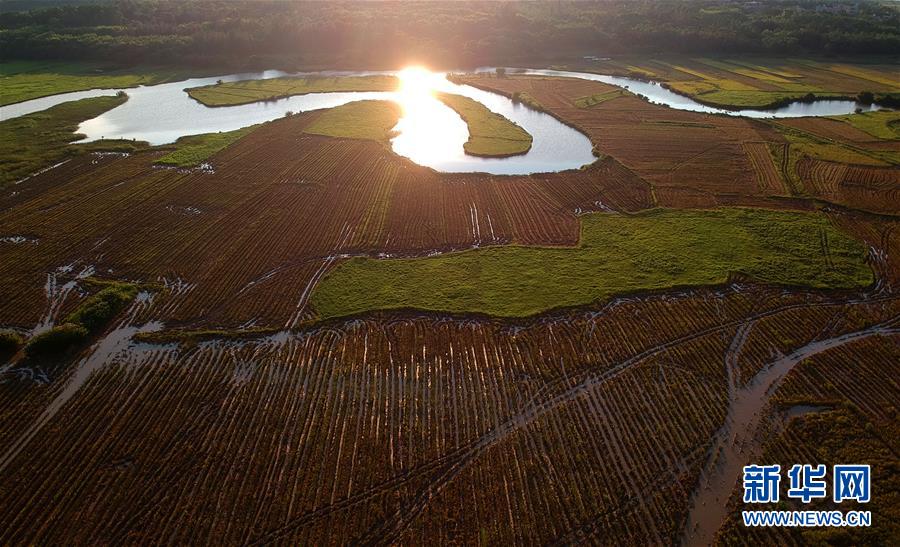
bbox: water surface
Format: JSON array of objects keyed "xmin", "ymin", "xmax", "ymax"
[{"xmin": 1, "ymin": 66, "xmax": 882, "ymax": 175}]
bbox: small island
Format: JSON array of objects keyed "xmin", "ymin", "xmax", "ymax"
[{"xmin": 436, "ymin": 91, "xmax": 533, "ymax": 157}]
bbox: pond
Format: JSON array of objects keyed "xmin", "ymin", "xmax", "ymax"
[{"xmin": 0, "ymin": 67, "xmax": 881, "ymax": 175}]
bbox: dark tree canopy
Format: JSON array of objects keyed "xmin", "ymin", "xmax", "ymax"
[{"xmin": 1, "ymin": 0, "xmax": 898, "ymax": 69}]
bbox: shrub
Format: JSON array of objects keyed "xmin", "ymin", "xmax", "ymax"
[
  {"xmin": 495, "ymin": 67, "xmax": 507, "ymax": 78},
  {"xmin": 24, "ymin": 324, "xmax": 89, "ymax": 358},
  {"xmin": 856, "ymin": 91, "xmax": 874, "ymax": 104},
  {"xmin": 0, "ymin": 330, "xmax": 24, "ymax": 357},
  {"xmin": 64, "ymin": 285, "xmax": 138, "ymax": 333}
]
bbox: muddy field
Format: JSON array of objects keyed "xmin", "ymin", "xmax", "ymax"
[{"xmin": 1, "ymin": 74, "xmax": 899, "ymax": 544}]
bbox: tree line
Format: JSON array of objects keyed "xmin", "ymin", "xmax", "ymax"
[{"xmin": 1, "ymin": 0, "xmax": 898, "ymax": 69}]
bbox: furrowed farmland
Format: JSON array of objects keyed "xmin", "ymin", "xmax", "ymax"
[{"xmin": 1, "ymin": 58, "xmax": 899, "ymax": 546}]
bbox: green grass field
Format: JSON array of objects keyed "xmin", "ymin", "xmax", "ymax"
[
  {"xmin": 187, "ymin": 75, "xmax": 399, "ymax": 106},
  {"xmin": 0, "ymin": 61, "xmax": 186, "ymax": 106},
  {"xmin": 156, "ymin": 124, "xmax": 262, "ymax": 167},
  {"xmin": 436, "ymin": 92, "xmax": 532, "ymax": 156},
  {"xmin": 0, "ymin": 94, "xmax": 128, "ymax": 187},
  {"xmin": 311, "ymin": 208, "xmax": 872, "ymax": 318},
  {"xmin": 304, "ymin": 100, "xmax": 401, "ymax": 142},
  {"xmin": 829, "ymin": 111, "xmax": 900, "ymax": 141}
]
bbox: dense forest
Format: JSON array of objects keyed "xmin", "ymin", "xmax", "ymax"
[{"xmin": 1, "ymin": 0, "xmax": 899, "ymax": 69}]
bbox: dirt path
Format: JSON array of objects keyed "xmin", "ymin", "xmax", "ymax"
[{"xmin": 681, "ymin": 316, "xmax": 900, "ymax": 546}]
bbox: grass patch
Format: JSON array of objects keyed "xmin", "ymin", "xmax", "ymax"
[
  {"xmin": 63, "ymin": 284, "xmax": 139, "ymax": 333},
  {"xmin": 74, "ymin": 139, "xmax": 149, "ymax": 154},
  {"xmin": 187, "ymin": 75, "xmax": 398, "ymax": 107},
  {"xmin": 0, "ymin": 94, "xmax": 128, "ymax": 188},
  {"xmin": 574, "ymin": 89, "xmax": 624, "ymax": 108},
  {"xmin": 0, "ymin": 61, "xmax": 186, "ymax": 106},
  {"xmin": 23, "ymin": 324, "xmax": 89, "ymax": 359},
  {"xmin": 156, "ymin": 124, "xmax": 262, "ymax": 168},
  {"xmin": 828, "ymin": 111, "xmax": 900, "ymax": 141},
  {"xmin": 304, "ymin": 100, "xmax": 401, "ymax": 142},
  {"xmin": 668, "ymin": 86, "xmax": 848, "ymax": 109},
  {"xmin": 776, "ymin": 124, "xmax": 897, "ymax": 171},
  {"xmin": 134, "ymin": 327, "xmax": 281, "ymax": 346},
  {"xmin": 510, "ymin": 91, "xmax": 544, "ymax": 111},
  {"xmin": 435, "ymin": 92, "xmax": 532, "ymax": 157},
  {"xmin": 311, "ymin": 208, "xmax": 872, "ymax": 319}
]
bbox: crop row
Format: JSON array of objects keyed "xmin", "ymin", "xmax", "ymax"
[
  {"xmin": 0, "ymin": 112, "xmax": 655, "ymax": 329},
  {"xmin": 3, "ymin": 284, "xmax": 898, "ymax": 543},
  {"xmin": 796, "ymin": 157, "xmax": 900, "ymax": 213}
]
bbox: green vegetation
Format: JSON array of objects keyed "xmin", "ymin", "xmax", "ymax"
[
  {"xmin": 187, "ymin": 75, "xmax": 398, "ymax": 107},
  {"xmin": 2, "ymin": 2, "xmax": 898, "ymax": 68},
  {"xmin": 304, "ymin": 100, "xmax": 401, "ymax": 142},
  {"xmin": 73, "ymin": 139, "xmax": 148, "ymax": 154},
  {"xmin": 24, "ymin": 282, "xmax": 138, "ymax": 360},
  {"xmin": 156, "ymin": 124, "xmax": 261, "ymax": 168},
  {"xmin": 829, "ymin": 111, "xmax": 900, "ymax": 141},
  {"xmin": 574, "ymin": 89, "xmax": 624, "ymax": 108},
  {"xmin": 0, "ymin": 93, "xmax": 127, "ymax": 187},
  {"xmin": 436, "ymin": 92, "xmax": 532, "ymax": 157},
  {"xmin": 510, "ymin": 91, "xmax": 544, "ymax": 111},
  {"xmin": 673, "ymin": 88, "xmax": 849, "ymax": 109},
  {"xmin": 312, "ymin": 208, "xmax": 872, "ymax": 319},
  {"xmin": 0, "ymin": 330, "xmax": 24, "ymax": 359},
  {"xmin": 24, "ymin": 323, "xmax": 89, "ymax": 359},
  {"xmin": 134, "ymin": 326, "xmax": 281, "ymax": 347},
  {"xmin": 0, "ymin": 60, "xmax": 186, "ymax": 106},
  {"xmin": 64, "ymin": 284, "xmax": 138, "ymax": 333},
  {"xmin": 579, "ymin": 58, "xmax": 900, "ymax": 110},
  {"xmin": 774, "ymin": 124, "xmax": 898, "ymax": 182}
]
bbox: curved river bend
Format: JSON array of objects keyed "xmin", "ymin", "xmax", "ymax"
[{"xmin": 0, "ymin": 68, "xmax": 880, "ymax": 175}]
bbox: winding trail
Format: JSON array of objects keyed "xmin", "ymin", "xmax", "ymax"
[{"xmin": 681, "ymin": 316, "xmax": 900, "ymax": 546}]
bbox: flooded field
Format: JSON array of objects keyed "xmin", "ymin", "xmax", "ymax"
[{"xmin": 1, "ymin": 61, "xmax": 898, "ymax": 545}]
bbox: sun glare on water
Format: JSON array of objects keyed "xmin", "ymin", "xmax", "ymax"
[
  {"xmin": 391, "ymin": 66, "xmax": 469, "ymax": 165},
  {"xmin": 397, "ymin": 66, "xmax": 439, "ymax": 109}
]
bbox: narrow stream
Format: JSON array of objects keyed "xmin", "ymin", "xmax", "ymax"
[{"xmin": 681, "ymin": 318, "xmax": 899, "ymax": 546}]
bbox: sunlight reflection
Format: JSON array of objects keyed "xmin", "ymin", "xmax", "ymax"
[{"xmin": 391, "ymin": 67, "xmax": 469, "ymax": 165}]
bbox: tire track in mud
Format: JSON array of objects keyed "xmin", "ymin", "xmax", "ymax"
[
  {"xmin": 681, "ymin": 315, "xmax": 900, "ymax": 546},
  {"xmin": 0, "ymin": 316, "xmax": 163, "ymax": 475},
  {"xmin": 248, "ymin": 292, "xmax": 898, "ymax": 545}
]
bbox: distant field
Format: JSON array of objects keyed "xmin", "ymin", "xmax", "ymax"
[
  {"xmin": 0, "ymin": 61, "xmax": 186, "ymax": 106},
  {"xmin": 435, "ymin": 92, "xmax": 532, "ymax": 157},
  {"xmin": 311, "ymin": 208, "xmax": 872, "ymax": 318},
  {"xmin": 0, "ymin": 94, "xmax": 128, "ymax": 186},
  {"xmin": 450, "ymin": 73, "xmax": 900, "ymax": 214},
  {"xmin": 580, "ymin": 58, "xmax": 900, "ymax": 109},
  {"xmin": 187, "ymin": 75, "xmax": 399, "ymax": 106},
  {"xmin": 828, "ymin": 110, "xmax": 900, "ymax": 141}
]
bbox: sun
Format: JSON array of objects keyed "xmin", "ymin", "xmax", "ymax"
[{"xmin": 398, "ymin": 66, "xmax": 435, "ymax": 97}]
